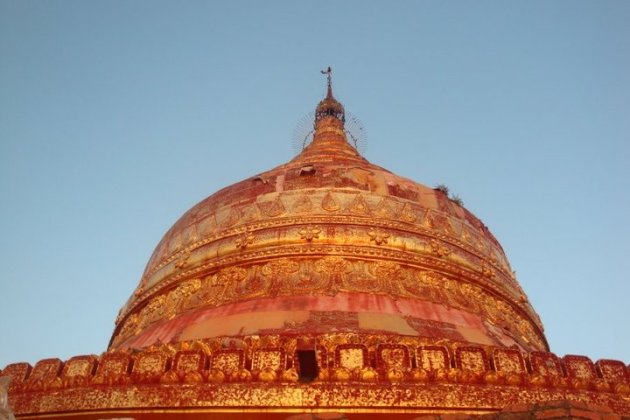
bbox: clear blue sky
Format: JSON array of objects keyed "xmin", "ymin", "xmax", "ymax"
[{"xmin": 1, "ymin": 1, "xmax": 628, "ymax": 369}]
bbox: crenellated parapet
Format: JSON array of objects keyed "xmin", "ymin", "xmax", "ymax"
[{"xmin": 3, "ymin": 335, "xmax": 629, "ymax": 417}]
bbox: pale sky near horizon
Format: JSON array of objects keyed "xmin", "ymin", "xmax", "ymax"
[{"xmin": 1, "ymin": 1, "xmax": 629, "ymax": 369}]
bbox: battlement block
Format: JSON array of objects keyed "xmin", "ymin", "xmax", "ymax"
[
  {"xmin": 210, "ymin": 349, "xmax": 244, "ymax": 373},
  {"xmin": 377, "ymin": 344, "xmax": 410, "ymax": 370},
  {"xmin": 24, "ymin": 358, "xmax": 63, "ymax": 391},
  {"xmin": 1, "ymin": 363, "xmax": 31, "ymax": 391},
  {"xmin": 173, "ymin": 350, "xmax": 207, "ymax": 374},
  {"xmin": 529, "ymin": 352, "xmax": 563, "ymax": 377},
  {"xmin": 416, "ymin": 346, "xmax": 450, "ymax": 371},
  {"xmin": 563, "ymin": 355, "xmax": 596, "ymax": 380},
  {"xmin": 596, "ymin": 359, "xmax": 628, "ymax": 384},
  {"xmin": 493, "ymin": 348, "xmax": 526, "ymax": 374},
  {"xmin": 251, "ymin": 348, "xmax": 286, "ymax": 372},
  {"xmin": 335, "ymin": 344, "xmax": 368, "ymax": 370},
  {"xmin": 96, "ymin": 353, "xmax": 132, "ymax": 379},
  {"xmin": 455, "ymin": 347, "xmax": 489, "ymax": 373},
  {"xmin": 28, "ymin": 359, "xmax": 62, "ymax": 383},
  {"xmin": 62, "ymin": 355, "xmax": 97, "ymax": 379},
  {"xmin": 132, "ymin": 350, "xmax": 170, "ymax": 383}
]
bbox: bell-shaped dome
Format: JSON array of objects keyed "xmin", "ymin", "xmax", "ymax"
[{"xmin": 109, "ymin": 78, "xmax": 547, "ymax": 354}]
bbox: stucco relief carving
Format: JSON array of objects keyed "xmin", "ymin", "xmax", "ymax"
[
  {"xmin": 258, "ymin": 198, "xmax": 285, "ymax": 217},
  {"xmin": 400, "ymin": 203, "xmax": 418, "ymax": 223},
  {"xmin": 185, "ymin": 273, "xmax": 228, "ymax": 310},
  {"xmin": 128, "ymin": 236, "xmax": 537, "ymax": 338},
  {"xmin": 374, "ymin": 198, "xmax": 398, "ymax": 219},
  {"xmin": 340, "ymin": 260, "xmax": 386, "ymax": 294},
  {"xmin": 235, "ymin": 231, "xmax": 255, "ymax": 249},
  {"xmin": 321, "ymin": 192, "xmax": 340, "ymax": 212},
  {"xmin": 292, "ymin": 195, "xmax": 314, "ymax": 213},
  {"xmin": 140, "ymin": 192, "xmax": 511, "ymax": 297},
  {"xmin": 113, "ymin": 255, "xmax": 545, "ymax": 351},
  {"xmin": 429, "ymin": 239, "xmax": 451, "ymax": 258},
  {"xmin": 315, "ymin": 257, "xmax": 352, "ymax": 295},
  {"xmin": 347, "ymin": 195, "xmax": 370, "ymax": 215},
  {"xmin": 222, "ymin": 207, "xmax": 242, "ymax": 228},
  {"xmin": 368, "ymin": 229, "xmax": 390, "ymax": 245},
  {"xmin": 287, "ymin": 259, "xmax": 330, "ymax": 293},
  {"xmin": 298, "ymin": 225, "xmax": 321, "ymax": 241}
]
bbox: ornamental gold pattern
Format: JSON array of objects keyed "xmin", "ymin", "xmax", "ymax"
[{"xmin": 110, "ymin": 254, "xmax": 545, "ymax": 352}]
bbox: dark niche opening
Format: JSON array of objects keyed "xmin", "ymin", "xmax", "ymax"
[
  {"xmin": 299, "ymin": 165, "xmax": 316, "ymax": 176},
  {"xmin": 296, "ymin": 350, "xmax": 318, "ymax": 383}
]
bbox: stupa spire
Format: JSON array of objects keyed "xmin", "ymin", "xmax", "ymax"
[
  {"xmin": 315, "ymin": 66, "xmax": 345, "ymax": 124},
  {"xmin": 289, "ymin": 68, "xmax": 366, "ymax": 163}
]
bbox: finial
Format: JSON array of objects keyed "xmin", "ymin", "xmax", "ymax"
[
  {"xmin": 315, "ymin": 66, "xmax": 345, "ymax": 124},
  {"xmin": 320, "ymin": 66, "xmax": 333, "ymax": 98}
]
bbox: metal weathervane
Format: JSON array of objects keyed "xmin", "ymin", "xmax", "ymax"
[{"xmin": 321, "ymin": 66, "xmax": 333, "ymax": 91}]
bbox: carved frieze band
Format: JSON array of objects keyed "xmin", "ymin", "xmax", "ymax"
[
  {"xmin": 142, "ymin": 191, "xmax": 513, "ymax": 287},
  {"xmin": 128, "ymin": 218, "xmax": 526, "ymax": 309},
  {"xmin": 122, "ymin": 233, "xmax": 539, "ymax": 335},
  {"xmin": 111, "ymin": 256, "xmax": 545, "ymax": 351}
]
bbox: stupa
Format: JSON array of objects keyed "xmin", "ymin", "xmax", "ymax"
[{"xmin": 2, "ymin": 69, "xmax": 629, "ymax": 419}]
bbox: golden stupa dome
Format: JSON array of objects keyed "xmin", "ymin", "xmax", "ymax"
[
  {"xmin": 109, "ymin": 74, "xmax": 547, "ymax": 355},
  {"xmin": 9, "ymin": 70, "xmax": 630, "ymax": 420}
]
